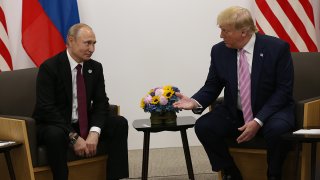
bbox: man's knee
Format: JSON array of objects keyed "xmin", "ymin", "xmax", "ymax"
[
  {"xmin": 41, "ymin": 126, "xmax": 68, "ymax": 148},
  {"xmin": 194, "ymin": 114, "xmax": 213, "ymax": 140},
  {"xmin": 114, "ymin": 116, "xmax": 128, "ymax": 131}
]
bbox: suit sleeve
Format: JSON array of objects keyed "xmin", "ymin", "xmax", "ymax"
[
  {"xmin": 89, "ymin": 63, "xmax": 109, "ymax": 129},
  {"xmin": 191, "ymin": 47, "xmax": 224, "ymax": 113},
  {"xmin": 35, "ymin": 62, "xmax": 73, "ymax": 133}
]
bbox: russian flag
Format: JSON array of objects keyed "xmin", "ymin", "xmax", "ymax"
[{"xmin": 22, "ymin": 0, "xmax": 79, "ymax": 67}]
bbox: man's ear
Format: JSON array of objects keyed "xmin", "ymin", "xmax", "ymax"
[{"xmin": 67, "ymin": 36, "xmax": 74, "ymax": 45}]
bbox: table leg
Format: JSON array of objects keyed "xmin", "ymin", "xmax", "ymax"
[
  {"xmin": 294, "ymin": 142, "xmax": 301, "ymax": 180},
  {"xmin": 4, "ymin": 151, "xmax": 16, "ymax": 180},
  {"xmin": 311, "ymin": 142, "xmax": 316, "ymax": 180},
  {"xmin": 142, "ymin": 131, "xmax": 150, "ymax": 180},
  {"xmin": 180, "ymin": 129, "xmax": 195, "ymax": 180}
]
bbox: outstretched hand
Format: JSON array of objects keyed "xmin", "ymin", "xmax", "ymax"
[{"xmin": 173, "ymin": 92, "xmax": 198, "ymax": 110}]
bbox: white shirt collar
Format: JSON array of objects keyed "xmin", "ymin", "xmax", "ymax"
[
  {"xmin": 241, "ymin": 33, "xmax": 256, "ymax": 54},
  {"xmin": 66, "ymin": 49, "xmax": 83, "ymax": 70}
]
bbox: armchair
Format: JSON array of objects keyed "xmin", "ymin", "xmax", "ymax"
[
  {"xmin": 211, "ymin": 52, "xmax": 320, "ymax": 180},
  {"xmin": 0, "ymin": 68, "xmax": 119, "ymax": 180}
]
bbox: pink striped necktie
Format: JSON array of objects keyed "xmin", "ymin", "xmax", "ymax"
[
  {"xmin": 239, "ymin": 49, "xmax": 253, "ymax": 123},
  {"xmin": 76, "ymin": 64, "xmax": 88, "ymax": 138}
]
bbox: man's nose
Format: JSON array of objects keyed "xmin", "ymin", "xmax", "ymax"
[{"xmin": 89, "ymin": 44, "xmax": 95, "ymax": 52}]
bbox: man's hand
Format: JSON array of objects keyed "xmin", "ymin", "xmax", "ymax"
[
  {"xmin": 73, "ymin": 136, "xmax": 89, "ymax": 157},
  {"xmin": 85, "ymin": 131, "xmax": 99, "ymax": 157},
  {"xmin": 173, "ymin": 92, "xmax": 198, "ymax": 110},
  {"xmin": 237, "ymin": 120, "xmax": 261, "ymax": 143}
]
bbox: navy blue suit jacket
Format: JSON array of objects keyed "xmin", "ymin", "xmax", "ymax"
[{"xmin": 192, "ymin": 33, "xmax": 294, "ymax": 126}]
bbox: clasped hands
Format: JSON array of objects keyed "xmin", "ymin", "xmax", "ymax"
[
  {"xmin": 73, "ymin": 131, "xmax": 99, "ymax": 157},
  {"xmin": 173, "ymin": 92, "xmax": 261, "ymax": 143}
]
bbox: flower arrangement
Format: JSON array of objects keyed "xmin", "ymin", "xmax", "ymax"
[{"xmin": 140, "ymin": 85, "xmax": 180, "ymax": 113}]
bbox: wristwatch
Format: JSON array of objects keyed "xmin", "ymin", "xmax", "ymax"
[{"xmin": 70, "ymin": 133, "xmax": 79, "ymax": 145}]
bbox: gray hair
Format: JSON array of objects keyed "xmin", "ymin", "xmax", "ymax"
[{"xmin": 66, "ymin": 23, "xmax": 93, "ymax": 45}]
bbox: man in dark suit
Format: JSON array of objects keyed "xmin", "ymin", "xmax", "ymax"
[
  {"xmin": 174, "ymin": 6, "xmax": 294, "ymax": 180},
  {"xmin": 33, "ymin": 23, "xmax": 129, "ymax": 180}
]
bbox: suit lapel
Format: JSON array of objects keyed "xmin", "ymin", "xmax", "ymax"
[
  {"xmin": 227, "ymin": 48, "xmax": 238, "ymax": 107},
  {"xmin": 83, "ymin": 61, "xmax": 93, "ymax": 100},
  {"xmin": 60, "ymin": 51, "xmax": 73, "ymax": 104},
  {"xmin": 251, "ymin": 34, "xmax": 264, "ymax": 109}
]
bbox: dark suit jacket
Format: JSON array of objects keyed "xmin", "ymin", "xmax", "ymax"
[
  {"xmin": 192, "ymin": 33, "xmax": 294, "ymax": 126},
  {"xmin": 33, "ymin": 50, "xmax": 110, "ymax": 134}
]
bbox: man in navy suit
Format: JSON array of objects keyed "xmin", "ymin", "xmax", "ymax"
[
  {"xmin": 33, "ymin": 23, "xmax": 129, "ymax": 180},
  {"xmin": 174, "ymin": 6, "xmax": 294, "ymax": 180}
]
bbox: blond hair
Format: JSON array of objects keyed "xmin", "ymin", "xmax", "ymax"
[{"xmin": 217, "ymin": 6, "xmax": 257, "ymax": 34}]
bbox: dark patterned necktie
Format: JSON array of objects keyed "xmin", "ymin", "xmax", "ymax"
[{"xmin": 76, "ymin": 64, "xmax": 88, "ymax": 138}]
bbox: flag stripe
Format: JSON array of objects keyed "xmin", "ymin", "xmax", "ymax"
[
  {"xmin": 299, "ymin": 0, "xmax": 315, "ymax": 26},
  {"xmin": 289, "ymin": 1, "xmax": 317, "ymax": 40},
  {"xmin": 38, "ymin": 0, "xmax": 80, "ymax": 43},
  {"xmin": 0, "ymin": 38, "xmax": 13, "ymax": 70},
  {"xmin": 0, "ymin": 19, "xmax": 9, "ymax": 48},
  {"xmin": 255, "ymin": 4, "xmax": 278, "ymax": 37},
  {"xmin": 0, "ymin": 6, "xmax": 8, "ymax": 34},
  {"xmin": 256, "ymin": 22, "xmax": 264, "ymax": 34},
  {"xmin": 0, "ymin": 54, "xmax": 11, "ymax": 71},
  {"xmin": 22, "ymin": 0, "xmax": 79, "ymax": 67},
  {"xmin": 267, "ymin": 0, "xmax": 308, "ymax": 51},
  {"xmin": 277, "ymin": 0, "xmax": 317, "ymax": 51},
  {"xmin": 255, "ymin": 0, "xmax": 299, "ymax": 51},
  {"xmin": 0, "ymin": 4, "xmax": 12, "ymax": 71}
]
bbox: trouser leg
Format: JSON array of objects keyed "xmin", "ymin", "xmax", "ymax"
[
  {"xmin": 38, "ymin": 125, "xmax": 69, "ymax": 180},
  {"xmin": 194, "ymin": 106, "xmax": 242, "ymax": 171},
  {"xmin": 101, "ymin": 115, "xmax": 129, "ymax": 180},
  {"xmin": 261, "ymin": 114, "xmax": 293, "ymax": 178}
]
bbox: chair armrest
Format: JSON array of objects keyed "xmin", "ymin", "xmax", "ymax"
[
  {"xmin": 0, "ymin": 116, "xmax": 35, "ymax": 179},
  {"xmin": 296, "ymin": 96, "xmax": 320, "ymax": 128},
  {"xmin": 109, "ymin": 104, "xmax": 120, "ymax": 116},
  {"xmin": 0, "ymin": 115, "xmax": 38, "ymax": 166},
  {"xmin": 209, "ymin": 97, "xmax": 224, "ymax": 112}
]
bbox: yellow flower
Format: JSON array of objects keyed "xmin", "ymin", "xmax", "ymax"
[
  {"xmin": 148, "ymin": 89, "xmax": 155, "ymax": 94},
  {"xmin": 163, "ymin": 89, "xmax": 174, "ymax": 99},
  {"xmin": 140, "ymin": 98, "xmax": 145, "ymax": 109},
  {"xmin": 151, "ymin": 96, "xmax": 160, "ymax": 104},
  {"xmin": 163, "ymin": 85, "xmax": 173, "ymax": 91}
]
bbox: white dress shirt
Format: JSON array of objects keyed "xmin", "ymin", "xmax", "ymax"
[
  {"xmin": 67, "ymin": 50, "xmax": 101, "ymax": 134},
  {"xmin": 236, "ymin": 34, "xmax": 263, "ymax": 126}
]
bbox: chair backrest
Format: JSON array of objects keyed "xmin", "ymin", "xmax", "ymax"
[
  {"xmin": 292, "ymin": 52, "xmax": 320, "ymax": 101},
  {"xmin": 0, "ymin": 68, "xmax": 38, "ymax": 117}
]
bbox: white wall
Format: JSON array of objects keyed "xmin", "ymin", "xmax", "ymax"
[{"xmin": 77, "ymin": 0, "xmax": 251, "ymax": 150}]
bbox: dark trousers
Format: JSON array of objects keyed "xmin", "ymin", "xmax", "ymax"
[
  {"xmin": 194, "ymin": 105, "xmax": 293, "ymax": 178},
  {"xmin": 37, "ymin": 115, "xmax": 129, "ymax": 180}
]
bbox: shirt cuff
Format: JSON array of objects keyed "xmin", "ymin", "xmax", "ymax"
[
  {"xmin": 191, "ymin": 98, "xmax": 203, "ymax": 109},
  {"xmin": 254, "ymin": 118, "xmax": 263, "ymax": 127},
  {"xmin": 90, "ymin": 126, "xmax": 101, "ymax": 135}
]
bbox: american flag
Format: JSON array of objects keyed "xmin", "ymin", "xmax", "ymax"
[
  {"xmin": 0, "ymin": 3, "xmax": 12, "ymax": 71},
  {"xmin": 255, "ymin": 0, "xmax": 318, "ymax": 52}
]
